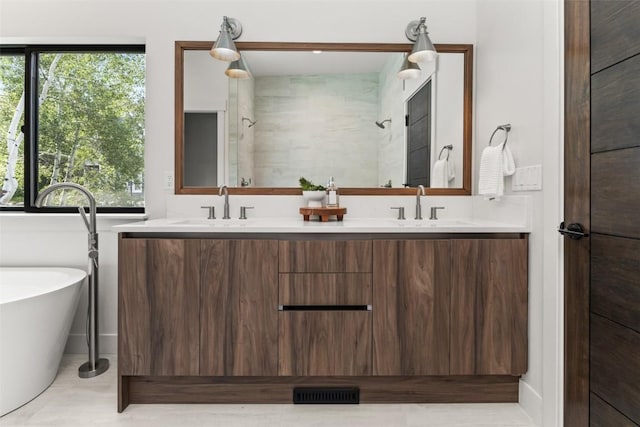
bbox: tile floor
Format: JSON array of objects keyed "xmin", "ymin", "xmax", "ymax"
[{"xmin": 1, "ymin": 355, "xmax": 536, "ymax": 427}]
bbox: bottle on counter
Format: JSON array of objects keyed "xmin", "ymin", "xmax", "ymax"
[{"xmin": 326, "ymin": 176, "xmax": 339, "ymax": 207}]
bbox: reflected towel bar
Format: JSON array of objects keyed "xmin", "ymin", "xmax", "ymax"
[{"xmin": 438, "ymin": 144, "xmax": 453, "ymax": 160}]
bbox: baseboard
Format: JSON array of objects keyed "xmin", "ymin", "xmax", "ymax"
[
  {"xmin": 120, "ymin": 375, "xmax": 520, "ymax": 411},
  {"xmin": 519, "ymin": 379, "xmax": 543, "ymax": 426},
  {"xmin": 65, "ymin": 333, "xmax": 117, "ymax": 355}
]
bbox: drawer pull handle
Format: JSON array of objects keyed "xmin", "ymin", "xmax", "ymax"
[{"xmin": 278, "ymin": 304, "xmax": 371, "ymax": 311}]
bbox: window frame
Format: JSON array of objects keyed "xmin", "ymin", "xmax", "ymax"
[{"xmin": 0, "ymin": 44, "xmax": 146, "ymax": 214}]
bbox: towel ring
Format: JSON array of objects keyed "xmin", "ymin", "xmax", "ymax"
[
  {"xmin": 488, "ymin": 124, "xmax": 511, "ymax": 151},
  {"xmin": 438, "ymin": 144, "xmax": 453, "ymax": 161}
]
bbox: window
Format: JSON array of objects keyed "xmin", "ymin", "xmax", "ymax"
[{"xmin": 0, "ymin": 45, "xmax": 145, "ymax": 212}]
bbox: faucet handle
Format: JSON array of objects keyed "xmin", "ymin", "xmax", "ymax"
[
  {"xmin": 429, "ymin": 206, "xmax": 445, "ymax": 220},
  {"xmin": 390, "ymin": 206, "xmax": 406, "ymax": 220},
  {"xmin": 201, "ymin": 206, "xmax": 216, "ymax": 219},
  {"xmin": 239, "ymin": 206, "xmax": 254, "ymax": 220}
]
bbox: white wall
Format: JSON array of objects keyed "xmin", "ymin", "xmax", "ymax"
[
  {"xmin": 183, "ymin": 50, "xmax": 228, "ymax": 111},
  {"xmin": 475, "ymin": 1, "xmax": 563, "ymax": 425},
  {"xmin": 0, "ymin": 1, "xmax": 565, "ymax": 425}
]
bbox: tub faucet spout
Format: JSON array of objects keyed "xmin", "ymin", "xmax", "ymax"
[{"xmin": 36, "ymin": 182, "xmax": 97, "ymax": 235}]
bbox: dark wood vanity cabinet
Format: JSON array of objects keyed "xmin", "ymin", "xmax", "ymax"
[{"xmin": 118, "ymin": 233, "xmax": 527, "ymax": 410}]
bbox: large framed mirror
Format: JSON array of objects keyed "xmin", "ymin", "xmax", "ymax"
[{"xmin": 175, "ymin": 41, "xmax": 473, "ymax": 195}]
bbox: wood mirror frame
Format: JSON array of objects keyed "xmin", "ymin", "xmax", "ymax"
[{"xmin": 175, "ymin": 41, "xmax": 473, "ymax": 195}]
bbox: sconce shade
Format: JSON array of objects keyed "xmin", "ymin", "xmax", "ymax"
[
  {"xmin": 397, "ymin": 55, "xmax": 421, "ymax": 80},
  {"xmin": 225, "ymin": 55, "xmax": 252, "ymax": 79},
  {"xmin": 406, "ymin": 17, "xmax": 438, "ymax": 63},
  {"xmin": 210, "ymin": 16, "xmax": 242, "ymax": 62}
]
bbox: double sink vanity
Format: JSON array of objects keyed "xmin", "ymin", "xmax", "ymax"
[
  {"xmin": 114, "ymin": 37, "xmax": 527, "ymax": 411},
  {"xmin": 115, "ymin": 211, "xmax": 528, "ymax": 411}
]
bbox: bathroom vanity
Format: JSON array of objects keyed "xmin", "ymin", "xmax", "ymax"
[{"xmin": 115, "ymin": 219, "xmax": 527, "ymax": 411}]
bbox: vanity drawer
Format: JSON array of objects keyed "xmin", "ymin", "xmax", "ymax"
[
  {"xmin": 278, "ymin": 240, "xmax": 372, "ymax": 273},
  {"xmin": 279, "ymin": 273, "xmax": 372, "ymax": 306},
  {"xmin": 278, "ymin": 311, "xmax": 372, "ymax": 376}
]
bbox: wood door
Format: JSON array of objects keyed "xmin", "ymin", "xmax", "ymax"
[
  {"xmin": 118, "ymin": 238, "xmax": 200, "ymax": 376},
  {"xmin": 565, "ymin": 1, "xmax": 640, "ymax": 425},
  {"xmin": 200, "ymin": 239, "xmax": 278, "ymax": 376},
  {"xmin": 450, "ymin": 239, "xmax": 528, "ymax": 375},
  {"xmin": 405, "ymin": 80, "xmax": 432, "ymax": 187},
  {"xmin": 372, "ymin": 240, "xmax": 450, "ymax": 375}
]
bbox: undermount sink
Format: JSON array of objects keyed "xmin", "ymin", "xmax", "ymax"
[
  {"xmin": 389, "ymin": 219, "xmax": 474, "ymax": 227},
  {"xmin": 172, "ymin": 219, "xmax": 259, "ymax": 226}
]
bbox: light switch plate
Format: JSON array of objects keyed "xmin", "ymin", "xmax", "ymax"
[{"xmin": 512, "ymin": 164, "xmax": 542, "ymax": 191}]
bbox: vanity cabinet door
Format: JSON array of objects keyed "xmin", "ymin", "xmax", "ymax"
[
  {"xmin": 450, "ymin": 239, "xmax": 528, "ymax": 375},
  {"xmin": 279, "ymin": 310, "xmax": 372, "ymax": 376},
  {"xmin": 372, "ymin": 240, "xmax": 451, "ymax": 375},
  {"xmin": 118, "ymin": 238, "xmax": 200, "ymax": 376},
  {"xmin": 200, "ymin": 239, "xmax": 279, "ymax": 376}
]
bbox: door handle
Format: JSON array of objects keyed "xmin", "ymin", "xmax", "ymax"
[{"xmin": 558, "ymin": 221, "xmax": 589, "ymax": 240}]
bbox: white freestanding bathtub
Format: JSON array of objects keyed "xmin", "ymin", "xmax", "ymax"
[{"xmin": 0, "ymin": 267, "xmax": 85, "ymax": 416}]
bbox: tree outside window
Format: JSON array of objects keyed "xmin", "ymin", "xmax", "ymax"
[{"xmin": 0, "ymin": 46, "xmax": 145, "ymax": 211}]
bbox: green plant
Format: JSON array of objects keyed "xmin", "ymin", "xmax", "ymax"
[{"xmin": 299, "ymin": 177, "xmax": 326, "ymax": 191}]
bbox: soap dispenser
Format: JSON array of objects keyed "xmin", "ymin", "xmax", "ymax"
[{"xmin": 326, "ymin": 176, "xmax": 339, "ymax": 207}]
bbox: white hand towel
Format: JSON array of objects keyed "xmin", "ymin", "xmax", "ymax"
[
  {"xmin": 478, "ymin": 142, "xmax": 516, "ymax": 200},
  {"xmin": 502, "ymin": 144, "xmax": 515, "ymax": 176},
  {"xmin": 431, "ymin": 159, "xmax": 448, "ymax": 188},
  {"xmin": 446, "ymin": 158, "xmax": 456, "ymax": 182},
  {"xmin": 478, "ymin": 144, "xmax": 504, "ymax": 200}
]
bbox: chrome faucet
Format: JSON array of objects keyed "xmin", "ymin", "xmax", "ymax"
[
  {"xmin": 415, "ymin": 184, "xmax": 425, "ymax": 220},
  {"xmin": 219, "ymin": 185, "xmax": 230, "ymax": 219},
  {"xmin": 35, "ymin": 182, "xmax": 109, "ymax": 379}
]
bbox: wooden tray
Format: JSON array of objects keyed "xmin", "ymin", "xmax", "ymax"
[{"xmin": 299, "ymin": 207, "xmax": 347, "ymax": 222}]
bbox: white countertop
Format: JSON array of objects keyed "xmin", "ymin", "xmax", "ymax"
[{"xmin": 113, "ymin": 217, "xmax": 529, "ymax": 234}]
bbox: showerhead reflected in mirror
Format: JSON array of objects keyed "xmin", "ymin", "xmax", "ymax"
[
  {"xmin": 376, "ymin": 119, "xmax": 392, "ymax": 129},
  {"xmin": 242, "ymin": 117, "xmax": 256, "ymax": 128}
]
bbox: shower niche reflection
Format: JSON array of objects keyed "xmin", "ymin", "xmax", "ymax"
[{"xmin": 177, "ymin": 42, "xmax": 473, "ymax": 194}]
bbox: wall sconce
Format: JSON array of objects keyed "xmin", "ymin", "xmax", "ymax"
[
  {"xmin": 225, "ymin": 56, "xmax": 252, "ymax": 79},
  {"xmin": 405, "ymin": 17, "xmax": 438, "ymax": 63},
  {"xmin": 210, "ymin": 16, "xmax": 243, "ymax": 62},
  {"xmin": 397, "ymin": 53, "xmax": 421, "ymax": 80}
]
